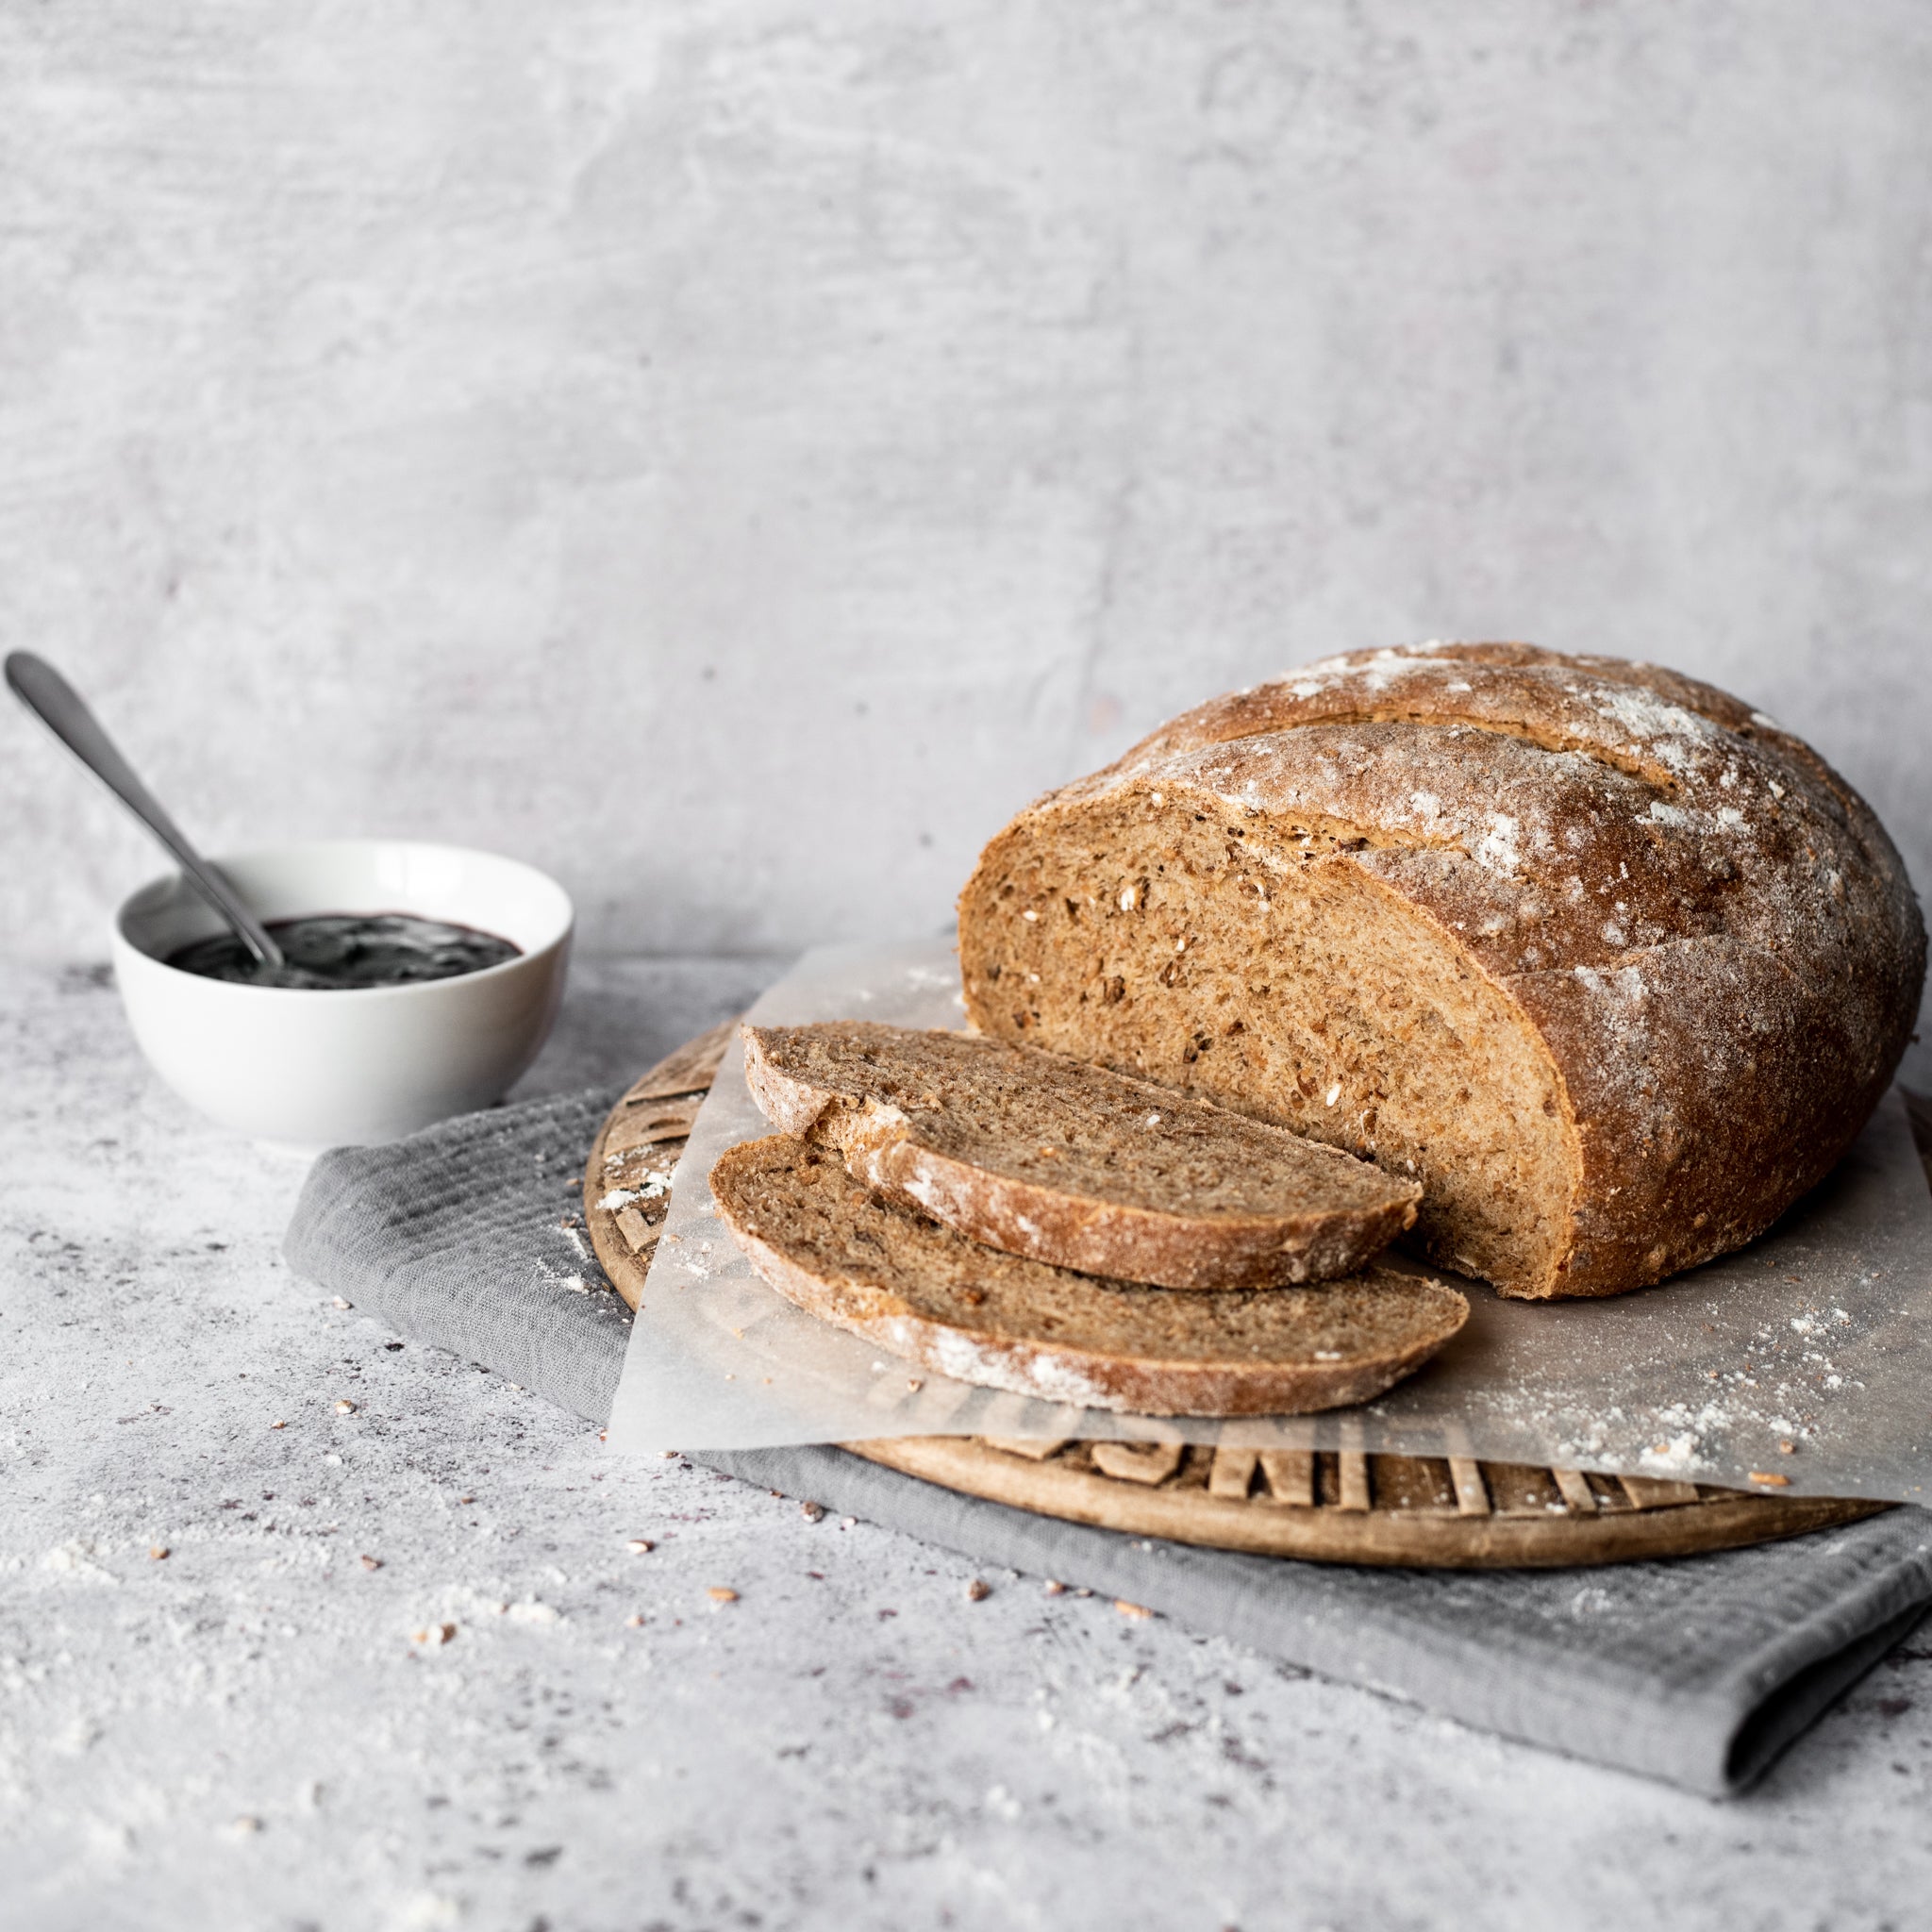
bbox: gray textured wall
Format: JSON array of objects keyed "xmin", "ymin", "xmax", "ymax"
[{"xmin": 4, "ymin": 3, "xmax": 1927, "ymax": 1064}]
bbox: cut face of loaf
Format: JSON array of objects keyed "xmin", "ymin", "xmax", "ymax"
[
  {"xmin": 710, "ymin": 1135, "xmax": 1468, "ymax": 1416},
  {"xmin": 958, "ymin": 643, "xmax": 1926, "ymax": 1299},
  {"xmin": 741, "ymin": 1020, "xmax": 1421, "ymax": 1290}
]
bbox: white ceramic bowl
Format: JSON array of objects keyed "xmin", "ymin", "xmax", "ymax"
[{"xmin": 113, "ymin": 839, "xmax": 573, "ymax": 1149}]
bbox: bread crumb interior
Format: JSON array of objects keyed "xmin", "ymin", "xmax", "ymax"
[{"xmin": 962, "ymin": 792, "xmax": 1575, "ymax": 1295}]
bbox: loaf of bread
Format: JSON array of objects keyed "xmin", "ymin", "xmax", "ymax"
[
  {"xmin": 958, "ymin": 642, "xmax": 1925, "ymax": 1300},
  {"xmin": 741, "ymin": 1020, "xmax": 1420, "ymax": 1289},
  {"xmin": 710, "ymin": 1134, "xmax": 1468, "ymax": 1415}
]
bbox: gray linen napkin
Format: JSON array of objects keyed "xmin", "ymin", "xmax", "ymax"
[{"xmin": 283, "ymin": 1087, "xmax": 1932, "ymax": 1796}]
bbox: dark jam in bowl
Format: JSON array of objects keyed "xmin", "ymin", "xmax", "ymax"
[{"xmin": 166, "ymin": 913, "xmax": 521, "ymax": 991}]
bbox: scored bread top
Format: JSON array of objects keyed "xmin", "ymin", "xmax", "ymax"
[
  {"xmin": 710, "ymin": 1134, "xmax": 1467, "ymax": 1417},
  {"xmin": 741, "ymin": 1020, "xmax": 1421, "ymax": 1290},
  {"xmin": 1094, "ymin": 641, "xmax": 1919, "ymax": 1003}
]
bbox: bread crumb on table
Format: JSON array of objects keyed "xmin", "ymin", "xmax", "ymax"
[
  {"xmin": 707, "ymin": 1586, "xmax": 739, "ymax": 1604},
  {"xmin": 966, "ymin": 1578, "xmax": 991, "ymax": 1602},
  {"xmin": 625, "ymin": 1538, "xmax": 655, "ymax": 1554}
]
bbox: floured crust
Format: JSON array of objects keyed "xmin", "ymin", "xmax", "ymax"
[
  {"xmin": 959, "ymin": 643, "xmax": 1926, "ymax": 1299},
  {"xmin": 709, "ymin": 1135, "xmax": 1468, "ymax": 1416},
  {"xmin": 741, "ymin": 1020, "xmax": 1420, "ymax": 1290}
]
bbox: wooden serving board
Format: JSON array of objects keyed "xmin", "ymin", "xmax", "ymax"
[{"xmin": 583, "ymin": 1025, "xmax": 1888, "ymax": 1570}]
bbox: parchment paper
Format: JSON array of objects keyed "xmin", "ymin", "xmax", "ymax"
[{"xmin": 605, "ymin": 939, "xmax": 1932, "ymax": 1503}]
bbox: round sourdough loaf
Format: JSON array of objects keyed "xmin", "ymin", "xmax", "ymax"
[{"xmin": 958, "ymin": 642, "xmax": 1925, "ymax": 1300}]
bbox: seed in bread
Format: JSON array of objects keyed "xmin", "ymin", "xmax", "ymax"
[
  {"xmin": 708, "ymin": 1134, "xmax": 1468, "ymax": 1416},
  {"xmin": 741, "ymin": 1020, "xmax": 1421, "ymax": 1290},
  {"xmin": 958, "ymin": 642, "xmax": 1925, "ymax": 1300}
]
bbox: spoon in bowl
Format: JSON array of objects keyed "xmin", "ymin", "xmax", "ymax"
[{"xmin": 5, "ymin": 650, "xmax": 287, "ymax": 974}]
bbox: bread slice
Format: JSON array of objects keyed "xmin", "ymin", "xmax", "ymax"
[
  {"xmin": 741, "ymin": 1021, "xmax": 1421, "ymax": 1291},
  {"xmin": 709, "ymin": 1134, "xmax": 1468, "ymax": 1416}
]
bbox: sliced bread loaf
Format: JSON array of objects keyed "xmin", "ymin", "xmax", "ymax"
[
  {"xmin": 709, "ymin": 1134, "xmax": 1468, "ymax": 1416},
  {"xmin": 741, "ymin": 1021, "xmax": 1420, "ymax": 1290},
  {"xmin": 958, "ymin": 642, "xmax": 1926, "ymax": 1299}
]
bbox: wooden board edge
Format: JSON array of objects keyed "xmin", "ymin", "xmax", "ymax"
[
  {"xmin": 585, "ymin": 1016, "xmax": 747, "ymax": 1313},
  {"xmin": 841, "ymin": 1437, "xmax": 1889, "ymax": 1571},
  {"xmin": 583, "ymin": 1116, "xmax": 648, "ymax": 1312}
]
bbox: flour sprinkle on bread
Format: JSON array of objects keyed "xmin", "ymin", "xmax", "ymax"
[
  {"xmin": 958, "ymin": 642, "xmax": 1925, "ymax": 1299},
  {"xmin": 741, "ymin": 1019, "xmax": 1421, "ymax": 1290},
  {"xmin": 709, "ymin": 1134, "xmax": 1468, "ymax": 1416}
]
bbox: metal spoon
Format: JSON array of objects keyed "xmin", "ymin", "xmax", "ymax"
[{"xmin": 5, "ymin": 651, "xmax": 287, "ymax": 973}]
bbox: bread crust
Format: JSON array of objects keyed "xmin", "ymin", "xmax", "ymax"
[
  {"xmin": 959, "ymin": 643, "xmax": 1926, "ymax": 1299},
  {"xmin": 741, "ymin": 1021, "xmax": 1420, "ymax": 1290},
  {"xmin": 710, "ymin": 1135, "xmax": 1468, "ymax": 1416}
]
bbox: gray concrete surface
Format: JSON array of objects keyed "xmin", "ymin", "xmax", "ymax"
[
  {"xmin": 5, "ymin": 954, "xmax": 1932, "ymax": 1931},
  {"xmin": 1, "ymin": 2, "xmax": 1928, "ymax": 1069}
]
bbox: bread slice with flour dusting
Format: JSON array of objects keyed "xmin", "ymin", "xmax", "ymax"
[
  {"xmin": 741, "ymin": 1021, "xmax": 1421, "ymax": 1291},
  {"xmin": 710, "ymin": 1135, "xmax": 1466, "ymax": 1415}
]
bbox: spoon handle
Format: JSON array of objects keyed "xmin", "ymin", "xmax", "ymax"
[{"xmin": 5, "ymin": 651, "xmax": 286, "ymax": 972}]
